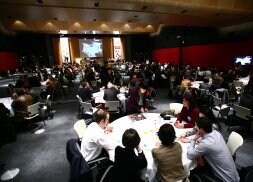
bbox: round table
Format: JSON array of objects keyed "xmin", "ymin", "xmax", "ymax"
[
  {"xmin": 107, "ymin": 113, "xmax": 196, "ymax": 182},
  {"xmin": 92, "ymin": 89, "xmax": 127, "ymax": 113}
]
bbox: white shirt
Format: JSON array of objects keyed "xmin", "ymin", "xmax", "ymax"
[{"xmin": 81, "ymin": 122, "xmax": 115, "ymax": 161}]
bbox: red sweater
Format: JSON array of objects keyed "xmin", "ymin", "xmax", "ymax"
[{"xmin": 177, "ymin": 106, "xmax": 199, "ymax": 128}]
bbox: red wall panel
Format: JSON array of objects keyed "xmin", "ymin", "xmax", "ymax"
[
  {"xmin": 0, "ymin": 52, "xmax": 18, "ymax": 72},
  {"xmin": 152, "ymin": 47, "xmax": 179, "ymax": 64},
  {"xmin": 152, "ymin": 39, "xmax": 253, "ymax": 69}
]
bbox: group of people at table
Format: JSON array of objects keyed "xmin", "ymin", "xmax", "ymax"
[{"xmin": 79, "ymin": 89, "xmax": 240, "ymax": 182}]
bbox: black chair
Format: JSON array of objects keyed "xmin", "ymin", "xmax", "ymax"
[
  {"xmin": 99, "ymin": 165, "xmax": 114, "ymax": 182},
  {"xmin": 244, "ymin": 168, "xmax": 253, "ymax": 182},
  {"xmin": 104, "ymin": 100, "xmax": 121, "ymax": 121},
  {"xmin": 227, "ymin": 104, "xmax": 252, "ymax": 136},
  {"xmin": 66, "ymin": 139, "xmax": 112, "ymax": 182},
  {"xmin": 66, "ymin": 139, "xmax": 93, "ymax": 182},
  {"xmin": 210, "ymin": 95, "xmax": 230, "ymax": 123},
  {"xmin": 240, "ymin": 166, "xmax": 253, "ymax": 182},
  {"xmin": 190, "ymin": 173, "xmax": 220, "ymax": 182}
]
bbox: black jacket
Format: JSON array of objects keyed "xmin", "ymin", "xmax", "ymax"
[
  {"xmin": 113, "ymin": 146, "xmax": 147, "ymax": 182},
  {"xmin": 66, "ymin": 139, "xmax": 92, "ymax": 182}
]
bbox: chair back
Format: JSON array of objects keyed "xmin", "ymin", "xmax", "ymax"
[
  {"xmin": 81, "ymin": 102, "xmax": 93, "ymax": 113},
  {"xmin": 213, "ymin": 88, "xmax": 229, "ymax": 104},
  {"xmin": 122, "ymin": 76, "xmax": 130, "ymax": 86},
  {"xmin": 45, "ymin": 95, "xmax": 52, "ymax": 107},
  {"xmin": 169, "ymin": 75, "xmax": 176, "ymax": 82},
  {"xmin": 234, "ymin": 104, "xmax": 251, "ymax": 120},
  {"xmin": 30, "ymin": 87, "xmax": 42, "ymax": 102},
  {"xmin": 219, "ymin": 106, "xmax": 230, "ymax": 118},
  {"xmin": 233, "ymin": 80, "xmax": 243, "ymax": 88},
  {"xmin": 90, "ymin": 81, "xmax": 98, "ymax": 88},
  {"xmin": 99, "ymin": 165, "xmax": 114, "ymax": 182},
  {"xmin": 66, "ymin": 139, "xmax": 93, "ymax": 182},
  {"xmin": 169, "ymin": 103, "xmax": 183, "ymax": 115},
  {"xmin": 105, "ymin": 101, "xmax": 120, "ymax": 112},
  {"xmin": 227, "ymin": 131, "xmax": 243, "ymax": 156},
  {"xmin": 27, "ymin": 102, "xmax": 40, "ymax": 117},
  {"xmin": 74, "ymin": 119, "xmax": 87, "ymax": 139},
  {"xmin": 76, "ymin": 95, "xmax": 82, "ymax": 103},
  {"xmin": 244, "ymin": 167, "xmax": 253, "ymax": 182},
  {"xmin": 212, "ymin": 96, "xmax": 222, "ymax": 107}
]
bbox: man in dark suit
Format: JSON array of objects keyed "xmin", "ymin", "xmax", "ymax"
[
  {"xmin": 78, "ymin": 81, "xmax": 92, "ymax": 102},
  {"xmin": 103, "ymin": 82, "xmax": 119, "ymax": 101}
]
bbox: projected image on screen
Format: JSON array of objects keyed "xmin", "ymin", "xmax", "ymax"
[
  {"xmin": 233, "ymin": 56, "xmax": 253, "ymax": 66},
  {"xmin": 79, "ymin": 39, "xmax": 103, "ymax": 58}
]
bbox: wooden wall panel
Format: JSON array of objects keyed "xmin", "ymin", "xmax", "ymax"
[
  {"xmin": 69, "ymin": 37, "xmax": 80, "ymax": 63},
  {"xmin": 52, "ymin": 37, "xmax": 61, "ymax": 65}
]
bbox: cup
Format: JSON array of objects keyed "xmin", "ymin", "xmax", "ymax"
[{"xmin": 170, "ymin": 109, "xmax": 175, "ymax": 116}]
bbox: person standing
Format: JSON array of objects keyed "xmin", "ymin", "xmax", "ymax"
[{"xmin": 126, "ymin": 82, "xmax": 149, "ymax": 114}]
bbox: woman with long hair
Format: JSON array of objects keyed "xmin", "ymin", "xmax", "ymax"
[{"xmin": 174, "ymin": 92, "xmax": 199, "ymax": 128}]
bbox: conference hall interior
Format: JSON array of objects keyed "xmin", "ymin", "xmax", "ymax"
[{"xmin": 0, "ymin": 0, "xmax": 253, "ymax": 181}]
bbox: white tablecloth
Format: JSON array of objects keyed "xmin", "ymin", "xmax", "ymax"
[
  {"xmin": 92, "ymin": 90, "xmax": 127, "ymax": 113},
  {"xmin": 191, "ymin": 81, "xmax": 203, "ymax": 89},
  {"xmin": 108, "ymin": 113, "xmax": 196, "ymax": 181},
  {"xmin": 239, "ymin": 76, "xmax": 249, "ymax": 85}
]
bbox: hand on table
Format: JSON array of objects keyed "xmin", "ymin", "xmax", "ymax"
[
  {"xmin": 193, "ymin": 132, "xmax": 201, "ymax": 142},
  {"xmin": 105, "ymin": 124, "xmax": 113, "ymax": 133},
  {"xmin": 136, "ymin": 145, "xmax": 142, "ymax": 153},
  {"xmin": 174, "ymin": 120, "xmax": 184, "ymax": 128},
  {"xmin": 179, "ymin": 136, "xmax": 191, "ymax": 143},
  {"xmin": 155, "ymin": 141, "xmax": 161, "ymax": 147},
  {"xmin": 140, "ymin": 107, "xmax": 148, "ymax": 113}
]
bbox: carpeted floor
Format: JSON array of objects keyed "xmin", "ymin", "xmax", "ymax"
[{"xmin": 0, "ymin": 78, "xmax": 253, "ymax": 182}]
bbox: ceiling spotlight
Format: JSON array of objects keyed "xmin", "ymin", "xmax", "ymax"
[
  {"xmin": 94, "ymin": 2, "xmax": 99, "ymax": 7},
  {"xmin": 181, "ymin": 10, "xmax": 187, "ymax": 14},
  {"xmin": 37, "ymin": 0, "xmax": 43, "ymax": 4},
  {"xmin": 142, "ymin": 6, "xmax": 147, "ymax": 10}
]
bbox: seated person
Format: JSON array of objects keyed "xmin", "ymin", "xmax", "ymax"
[
  {"xmin": 209, "ymin": 73, "xmax": 229, "ymax": 93},
  {"xmin": 174, "ymin": 92, "xmax": 199, "ymax": 128},
  {"xmin": 152, "ymin": 124, "xmax": 188, "ymax": 182},
  {"xmin": 81, "ymin": 109, "xmax": 114, "ymax": 162},
  {"xmin": 199, "ymin": 78, "xmax": 211, "ymax": 90},
  {"xmin": 104, "ymin": 82, "xmax": 119, "ymax": 101},
  {"xmin": 45, "ymin": 74, "xmax": 57, "ymax": 95},
  {"xmin": 179, "ymin": 112, "xmax": 219, "ymax": 143},
  {"xmin": 239, "ymin": 73, "xmax": 253, "ymax": 115},
  {"xmin": 78, "ymin": 81, "xmax": 92, "ymax": 102},
  {"xmin": 114, "ymin": 128, "xmax": 147, "ymax": 182},
  {"xmin": 187, "ymin": 117, "xmax": 240, "ymax": 182},
  {"xmin": 126, "ymin": 82, "xmax": 148, "ymax": 114},
  {"xmin": 178, "ymin": 74, "xmax": 191, "ymax": 96},
  {"xmin": 11, "ymin": 88, "xmax": 33, "ymax": 123},
  {"xmin": 11, "ymin": 88, "xmax": 33, "ymax": 113}
]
